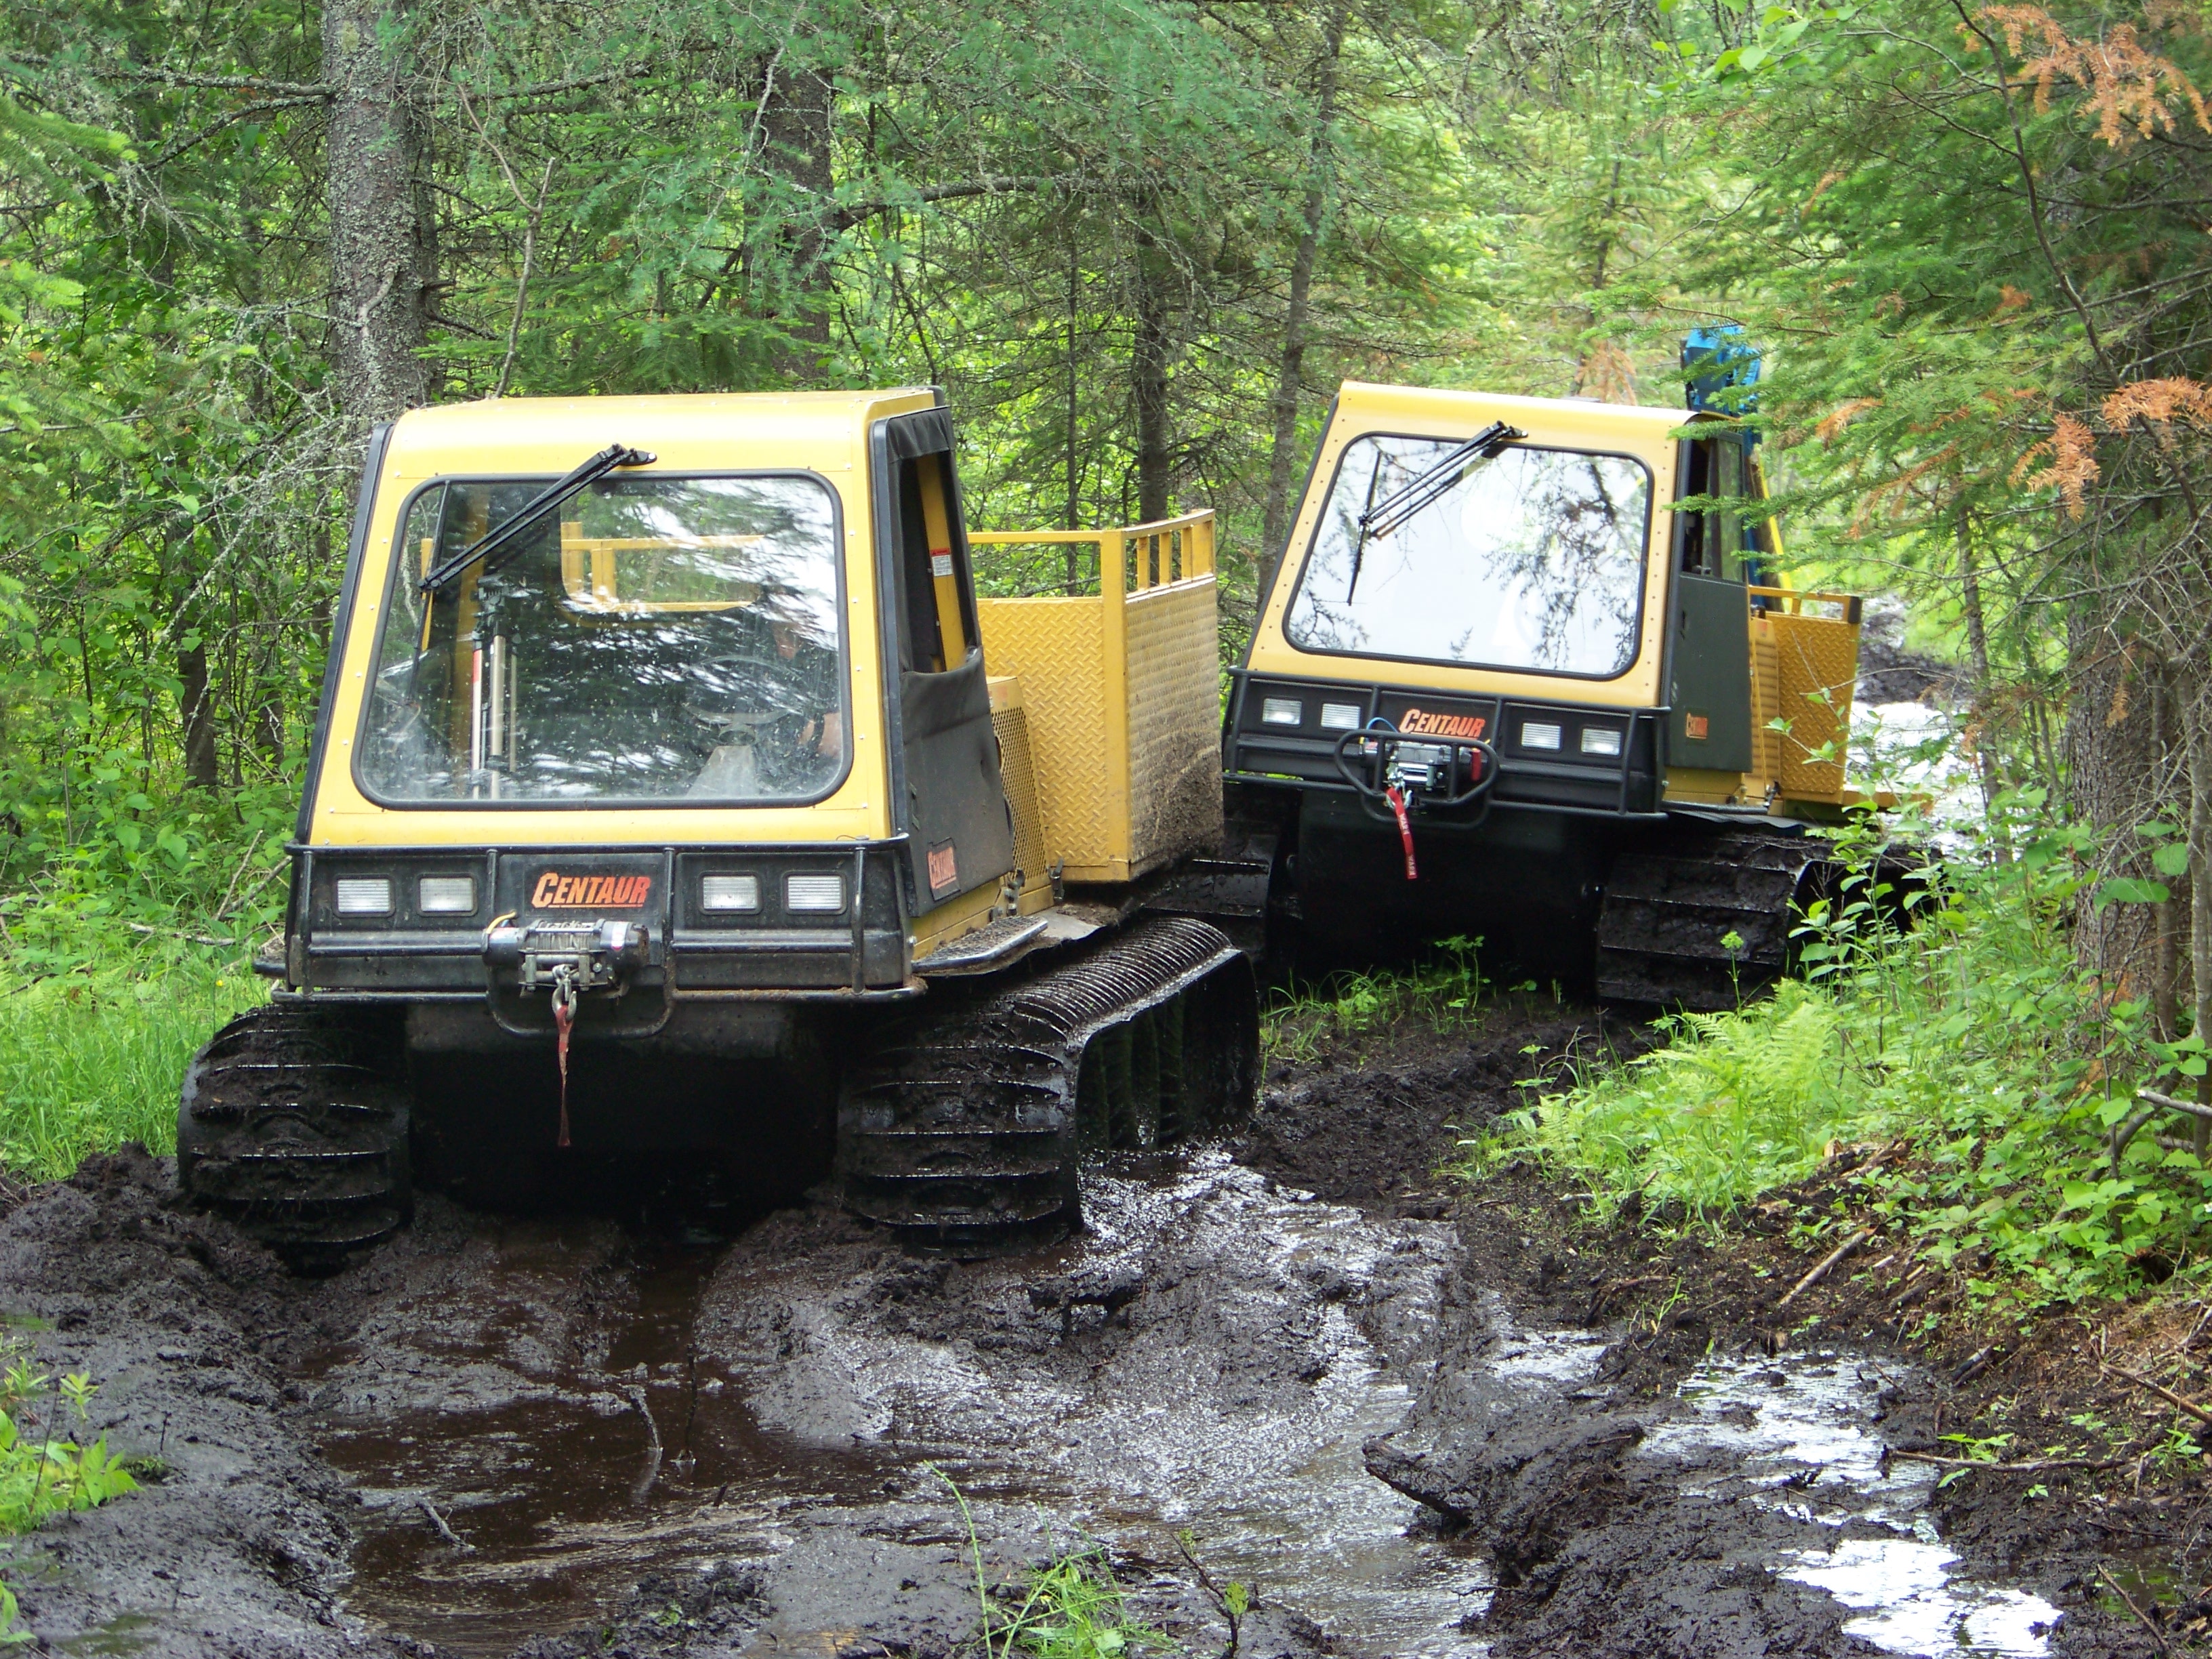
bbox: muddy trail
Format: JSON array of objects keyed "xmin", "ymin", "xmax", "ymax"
[{"xmin": 0, "ymin": 1000, "xmax": 2152, "ymax": 1658}]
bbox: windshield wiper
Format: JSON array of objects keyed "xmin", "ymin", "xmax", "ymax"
[
  {"xmin": 419, "ymin": 443, "xmax": 657, "ymax": 595},
  {"xmin": 1357, "ymin": 420, "xmax": 1525, "ymax": 546}
]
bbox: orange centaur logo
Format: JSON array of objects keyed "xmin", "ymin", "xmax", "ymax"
[
  {"xmin": 531, "ymin": 872, "xmax": 652, "ymax": 909},
  {"xmin": 1397, "ymin": 707, "xmax": 1488, "ymax": 741}
]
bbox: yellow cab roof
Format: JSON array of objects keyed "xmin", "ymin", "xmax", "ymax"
[
  {"xmin": 381, "ymin": 388, "xmax": 941, "ymax": 476},
  {"xmin": 1331, "ymin": 380, "xmax": 1727, "ymax": 445}
]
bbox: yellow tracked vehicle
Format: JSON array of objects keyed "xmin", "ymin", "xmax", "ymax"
[
  {"xmin": 1225, "ymin": 369, "xmax": 1872, "ymax": 1005},
  {"xmin": 180, "ymin": 391, "xmax": 1258, "ymax": 1255}
]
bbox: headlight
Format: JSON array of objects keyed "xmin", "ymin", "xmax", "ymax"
[
  {"xmin": 418, "ymin": 876, "xmax": 477, "ymax": 914},
  {"xmin": 1580, "ymin": 727, "xmax": 1624, "ymax": 758},
  {"xmin": 700, "ymin": 874, "xmax": 761, "ymax": 912},
  {"xmin": 786, "ymin": 874, "xmax": 846, "ymax": 913},
  {"xmin": 1261, "ymin": 697, "xmax": 1304, "ymax": 727},
  {"xmin": 334, "ymin": 877, "xmax": 393, "ymax": 916},
  {"xmin": 1319, "ymin": 702, "xmax": 1362, "ymax": 731},
  {"xmin": 1520, "ymin": 722, "xmax": 1562, "ymax": 751}
]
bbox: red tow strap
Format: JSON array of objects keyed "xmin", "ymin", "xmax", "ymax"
[
  {"xmin": 1385, "ymin": 784, "xmax": 1418, "ymax": 880},
  {"xmin": 553, "ymin": 989, "xmax": 574, "ymax": 1149}
]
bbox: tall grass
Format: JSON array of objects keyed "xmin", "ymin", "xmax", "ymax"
[
  {"xmin": 0, "ymin": 940, "xmax": 260, "ymax": 1183},
  {"xmin": 1473, "ymin": 795, "xmax": 2194, "ymax": 1307}
]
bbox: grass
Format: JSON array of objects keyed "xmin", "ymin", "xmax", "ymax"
[
  {"xmin": 1263, "ymin": 934, "xmax": 1492, "ymax": 1063},
  {"xmin": 1469, "ymin": 794, "xmax": 2199, "ymax": 1309},
  {"xmin": 0, "ymin": 935, "xmax": 261, "ymax": 1185},
  {"xmin": 928, "ymin": 1464, "xmax": 1170, "ymax": 1658}
]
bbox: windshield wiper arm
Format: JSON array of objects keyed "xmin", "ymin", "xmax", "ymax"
[
  {"xmin": 1357, "ymin": 421, "xmax": 1525, "ymax": 547},
  {"xmin": 419, "ymin": 443, "xmax": 657, "ymax": 594}
]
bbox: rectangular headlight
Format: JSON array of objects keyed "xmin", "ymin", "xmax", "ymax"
[
  {"xmin": 1261, "ymin": 697, "xmax": 1304, "ymax": 727},
  {"xmin": 1319, "ymin": 702, "xmax": 1362, "ymax": 731},
  {"xmin": 1521, "ymin": 722, "xmax": 1562, "ymax": 751},
  {"xmin": 786, "ymin": 874, "xmax": 846, "ymax": 913},
  {"xmin": 334, "ymin": 877, "xmax": 393, "ymax": 916},
  {"xmin": 418, "ymin": 876, "xmax": 477, "ymax": 914},
  {"xmin": 1579, "ymin": 727, "xmax": 1624, "ymax": 758},
  {"xmin": 700, "ymin": 874, "xmax": 760, "ymax": 913}
]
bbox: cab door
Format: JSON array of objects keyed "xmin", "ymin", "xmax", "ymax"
[
  {"xmin": 1664, "ymin": 430, "xmax": 1759, "ymax": 775},
  {"xmin": 868, "ymin": 407, "xmax": 1016, "ymax": 914}
]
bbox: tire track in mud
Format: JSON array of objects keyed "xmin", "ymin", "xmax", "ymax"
[{"xmin": 0, "ymin": 1006, "xmax": 2136, "ymax": 1658}]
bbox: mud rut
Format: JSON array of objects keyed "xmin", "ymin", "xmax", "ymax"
[{"xmin": 0, "ymin": 1006, "xmax": 2126, "ymax": 1659}]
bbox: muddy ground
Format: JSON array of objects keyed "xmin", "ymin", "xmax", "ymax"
[{"xmin": 0, "ymin": 998, "xmax": 2182, "ymax": 1658}]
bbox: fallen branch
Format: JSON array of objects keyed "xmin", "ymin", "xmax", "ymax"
[
  {"xmin": 417, "ymin": 1498, "xmax": 473, "ymax": 1552},
  {"xmin": 2098, "ymin": 1563, "xmax": 2171, "ymax": 1656},
  {"xmin": 125, "ymin": 920, "xmax": 235, "ymax": 948},
  {"xmin": 1776, "ymin": 1227, "xmax": 1873, "ymax": 1311},
  {"xmin": 2104, "ymin": 1360, "xmax": 2212, "ymax": 1426},
  {"xmin": 1948, "ymin": 1344, "xmax": 2005, "ymax": 1387},
  {"xmin": 1584, "ymin": 1275, "xmax": 1662, "ymax": 1324},
  {"xmin": 1887, "ymin": 1450, "xmax": 2121, "ymax": 1473}
]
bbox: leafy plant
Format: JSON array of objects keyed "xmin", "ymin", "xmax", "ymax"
[
  {"xmin": 926, "ymin": 1464, "xmax": 1163, "ymax": 1659},
  {"xmin": 0, "ymin": 1353, "xmax": 137, "ymax": 1536}
]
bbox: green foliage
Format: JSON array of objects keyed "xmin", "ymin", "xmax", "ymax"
[
  {"xmin": 1475, "ymin": 794, "xmax": 2212, "ymax": 1307},
  {"xmin": 1264, "ymin": 935, "xmax": 1486, "ymax": 1063},
  {"xmin": 0, "ymin": 946, "xmax": 260, "ymax": 1181},
  {"xmin": 926, "ymin": 1463, "xmax": 1164, "ymax": 1659},
  {"xmin": 0, "ymin": 1347, "xmax": 137, "ymax": 1645},
  {"xmin": 0, "ymin": 1351, "xmax": 136, "ymax": 1536}
]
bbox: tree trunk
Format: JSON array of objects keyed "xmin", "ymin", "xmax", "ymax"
[
  {"xmin": 323, "ymin": 0, "xmax": 430, "ymax": 426},
  {"xmin": 1954, "ymin": 509, "xmax": 2010, "ymax": 858},
  {"xmin": 2186, "ymin": 668, "xmax": 2212, "ymax": 1149},
  {"xmin": 1260, "ymin": 1, "xmax": 1350, "ymax": 595},
  {"xmin": 1132, "ymin": 222, "xmax": 1172, "ymax": 525},
  {"xmin": 2067, "ymin": 602, "xmax": 2163, "ymax": 996},
  {"xmin": 758, "ymin": 59, "xmax": 835, "ymax": 378},
  {"xmin": 179, "ymin": 643, "xmax": 221, "ymax": 791}
]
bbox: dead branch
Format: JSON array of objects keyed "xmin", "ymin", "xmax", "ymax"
[
  {"xmin": 2104, "ymin": 1359, "xmax": 2212, "ymax": 1425},
  {"xmin": 1776, "ymin": 1227, "xmax": 1874, "ymax": 1311},
  {"xmin": 2098, "ymin": 1564, "xmax": 2171, "ymax": 1656},
  {"xmin": 1889, "ymin": 1450, "xmax": 2123, "ymax": 1473}
]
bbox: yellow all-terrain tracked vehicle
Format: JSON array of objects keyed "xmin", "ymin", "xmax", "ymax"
[
  {"xmin": 179, "ymin": 391, "xmax": 1258, "ymax": 1254},
  {"xmin": 1224, "ymin": 375, "xmax": 1872, "ymax": 1007}
]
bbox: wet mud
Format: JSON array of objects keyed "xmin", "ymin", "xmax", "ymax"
[{"xmin": 0, "ymin": 1002, "xmax": 2160, "ymax": 1657}]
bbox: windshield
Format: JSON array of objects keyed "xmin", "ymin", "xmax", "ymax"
[
  {"xmin": 358, "ymin": 474, "xmax": 846, "ymax": 804},
  {"xmin": 1285, "ymin": 434, "xmax": 1651, "ymax": 678}
]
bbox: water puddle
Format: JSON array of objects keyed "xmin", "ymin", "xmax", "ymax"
[
  {"xmin": 1644, "ymin": 1351, "xmax": 2062, "ymax": 1656},
  {"xmin": 310, "ymin": 1163, "xmax": 1492, "ymax": 1656},
  {"xmin": 309, "ymin": 1235, "xmax": 902, "ymax": 1653}
]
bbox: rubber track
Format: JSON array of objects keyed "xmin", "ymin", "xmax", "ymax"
[
  {"xmin": 1595, "ymin": 823, "xmax": 1839, "ymax": 1009},
  {"xmin": 836, "ymin": 914, "xmax": 1257, "ymax": 1244},
  {"xmin": 178, "ymin": 1004, "xmax": 412, "ymax": 1255}
]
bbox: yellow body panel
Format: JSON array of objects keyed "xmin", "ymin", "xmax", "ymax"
[
  {"xmin": 972, "ymin": 512, "xmax": 1221, "ymax": 884},
  {"xmin": 1246, "ymin": 384, "xmax": 1689, "ymax": 710},
  {"xmin": 307, "ymin": 390, "xmax": 936, "ymax": 849},
  {"xmin": 1754, "ymin": 590, "xmax": 1861, "ymax": 807}
]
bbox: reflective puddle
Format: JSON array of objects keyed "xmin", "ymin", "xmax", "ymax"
[{"xmin": 1645, "ymin": 1352, "xmax": 2062, "ymax": 1657}]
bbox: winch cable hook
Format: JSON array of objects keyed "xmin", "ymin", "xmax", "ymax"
[
  {"xmin": 1385, "ymin": 783, "xmax": 1418, "ymax": 881},
  {"xmin": 550, "ymin": 962, "xmax": 579, "ymax": 1148}
]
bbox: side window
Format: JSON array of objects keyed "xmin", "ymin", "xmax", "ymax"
[
  {"xmin": 1674, "ymin": 434, "xmax": 1766, "ymax": 581},
  {"xmin": 893, "ymin": 451, "xmax": 977, "ymax": 674}
]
